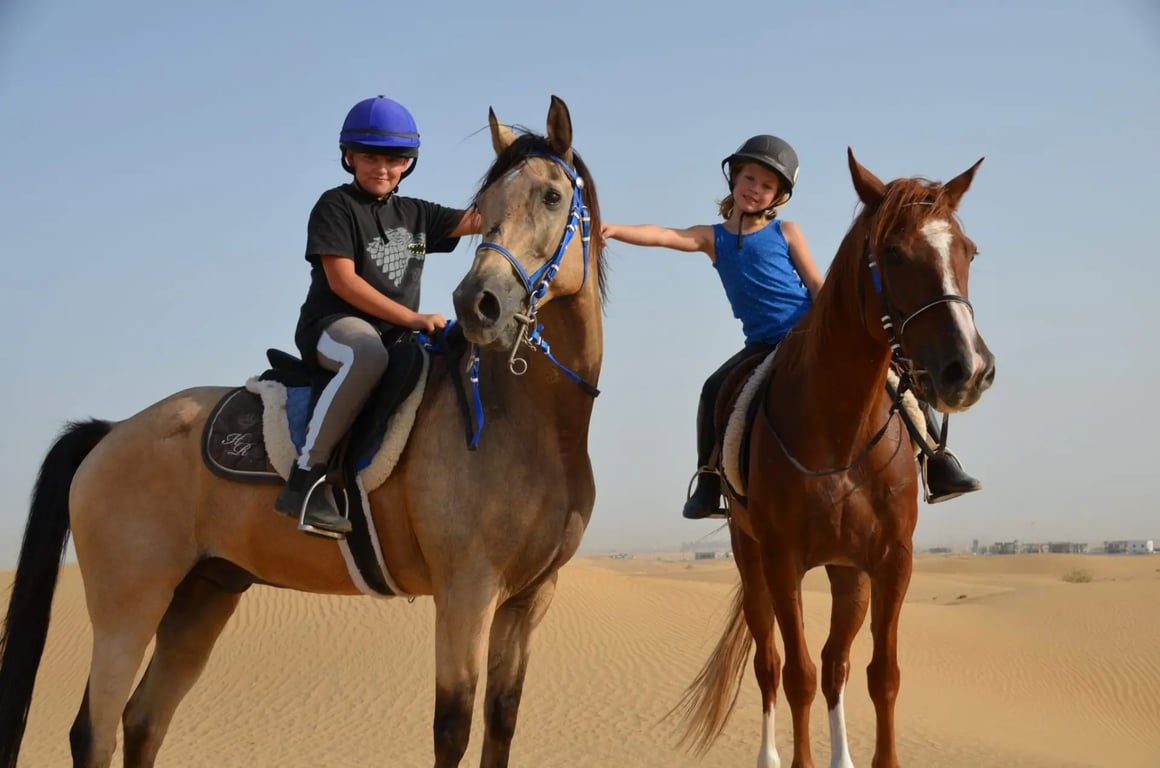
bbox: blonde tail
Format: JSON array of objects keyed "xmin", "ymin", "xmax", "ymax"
[{"xmin": 664, "ymin": 580, "xmax": 753, "ymax": 755}]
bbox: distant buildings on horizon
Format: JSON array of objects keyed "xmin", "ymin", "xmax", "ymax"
[{"xmin": 966, "ymin": 538, "xmax": 1155, "ymax": 556}]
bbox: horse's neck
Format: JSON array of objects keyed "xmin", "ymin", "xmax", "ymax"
[
  {"xmin": 792, "ymin": 227, "xmax": 892, "ymax": 452},
  {"xmin": 539, "ymin": 282, "xmax": 604, "ymax": 386}
]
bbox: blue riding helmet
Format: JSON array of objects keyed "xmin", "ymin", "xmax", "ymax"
[{"xmin": 339, "ymin": 96, "xmax": 420, "ymax": 177}]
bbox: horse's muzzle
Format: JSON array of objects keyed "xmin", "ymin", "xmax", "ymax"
[
  {"xmin": 917, "ymin": 332, "xmax": 996, "ymax": 412},
  {"xmin": 452, "ymin": 271, "xmax": 526, "ymax": 349}
]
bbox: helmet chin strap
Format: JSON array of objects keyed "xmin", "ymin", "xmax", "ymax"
[
  {"xmin": 737, "ymin": 209, "xmax": 758, "ymax": 248},
  {"xmin": 735, "ymin": 207, "xmax": 774, "ymax": 248}
]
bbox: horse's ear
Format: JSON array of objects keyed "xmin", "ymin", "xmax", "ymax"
[
  {"xmin": 942, "ymin": 157, "xmax": 984, "ymax": 209},
  {"xmin": 489, "ymin": 107, "xmax": 517, "ymax": 156},
  {"xmin": 546, "ymin": 95, "xmax": 574, "ymax": 165},
  {"xmin": 848, "ymin": 147, "xmax": 886, "ymax": 207}
]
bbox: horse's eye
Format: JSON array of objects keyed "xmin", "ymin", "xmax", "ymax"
[{"xmin": 544, "ymin": 189, "xmax": 562, "ymax": 206}]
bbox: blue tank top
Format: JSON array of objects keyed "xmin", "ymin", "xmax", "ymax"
[{"xmin": 712, "ymin": 219, "xmax": 812, "ymax": 345}]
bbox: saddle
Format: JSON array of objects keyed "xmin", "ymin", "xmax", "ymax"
[
  {"xmin": 198, "ymin": 327, "xmax": 459, "ymax": 597},
  {"xmin": 202, "ymin": 329, "xmax": 429, "ymax": 488},
  {"xmin": 707, "ymin": 350, "xmax": 778, "ymax": 510}
]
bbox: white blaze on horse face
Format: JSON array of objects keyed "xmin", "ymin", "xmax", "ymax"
[
  {"xmin": 827, "ymin": 686, "xmax": 856, "ymax": 768},
  {"xmin": 758, "ymin": 707, "xmax": 781, "ymax": 768},
  {"xmin": 922, "ymin": 218, "xmax": 983, "ymax": 374}
]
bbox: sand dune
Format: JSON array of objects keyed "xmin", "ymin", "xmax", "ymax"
[{"xmin": 4, "ymin": 553, "xmax": 1158, "ymax": 767}]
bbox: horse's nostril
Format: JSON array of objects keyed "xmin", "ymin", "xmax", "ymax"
[
  {"xmin": 476, "ymin": 291, "xmax": 501, "ymax": 324},
  {"xmin": 982, "ymin": 360, "xmax": 997, "ymax": 387},
  {"xmin": 939, "ymin": 359, "xmax": 968, "ymax": 392}
]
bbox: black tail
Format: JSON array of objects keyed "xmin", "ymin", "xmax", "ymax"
[{"xmin": 0, "ymin": 418, "xmax": 112, "ymax": 768}]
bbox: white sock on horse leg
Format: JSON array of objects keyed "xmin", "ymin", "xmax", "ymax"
[
  {"xmin": 827, "ymin": 685, "xmax": 855, "ymax": 768},
  {"xmin": 757, "ymin": 706, "xmax": 781, "ymax": 768}
]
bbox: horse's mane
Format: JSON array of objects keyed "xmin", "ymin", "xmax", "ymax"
[
  {"xmin": 473, "ymin": 131, "xmax": 608, "ymax": 305},
  {"xmin": 783, "ymin": 176, "xmax": 960, "ymax": 371}
]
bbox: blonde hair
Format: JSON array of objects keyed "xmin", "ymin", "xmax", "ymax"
[{"xmin": 718, "ymin": 162, "xmax": 789, "ymax": 221}]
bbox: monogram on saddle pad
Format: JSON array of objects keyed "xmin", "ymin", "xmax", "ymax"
[
  {"xmin": 201, "ymin": 331, "xmax": 434, "ymax": 597},
  {"xmin": 712, "ymin": 347, "xmax": 927, "ymax": 507}
]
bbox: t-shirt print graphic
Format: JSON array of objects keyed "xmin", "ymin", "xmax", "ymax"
[{"xmin": 366, "ymin": 227, "xmax": 426, "ymax": 288}]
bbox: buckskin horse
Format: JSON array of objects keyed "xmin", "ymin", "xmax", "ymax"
[
  {"xmin": 0, "ymin": 96, "xmax": 604, "ymax": 768},
  {"xmin": 671, "ymin": 149, "xmax": 995, "ymax": 768}
]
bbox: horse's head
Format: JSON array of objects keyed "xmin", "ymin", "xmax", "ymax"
[
  {"xmin": 453, "ymin": 96, "xmax": 599, "ymax": 351},
  {"xmin": 847, "ymin": 148, "xmax": 996, "ymax": 412}
]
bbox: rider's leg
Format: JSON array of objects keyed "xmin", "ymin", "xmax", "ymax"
[{"xmin": 275, "ymin": 316, "xmax": 389, "ymax": 534}]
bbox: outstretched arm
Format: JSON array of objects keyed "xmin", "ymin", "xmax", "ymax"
[{"xmin": 602, "ymin": 223, "xmax": 715, "ymax": 260}]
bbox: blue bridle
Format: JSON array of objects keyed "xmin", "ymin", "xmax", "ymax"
[
  {"xmin": 477, "ymin": 152, "xmax": 591, "ymax": 302},
  {"xmin": 423, "ymin": 151, "xmax": 599, "ymax": 449}
]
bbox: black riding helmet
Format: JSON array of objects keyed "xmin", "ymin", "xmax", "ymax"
[{"xmin": 721, "ymin": 134, "xmax": 800, "ymax": 207}]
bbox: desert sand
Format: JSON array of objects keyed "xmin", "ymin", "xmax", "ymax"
[{"xmin": 4, "ymin": 552, "xmax": 1159, "ymax": 767}]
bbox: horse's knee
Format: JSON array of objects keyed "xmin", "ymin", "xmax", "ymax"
[
  {"xmin": 781, "ymin": 657, "xmax": 817, "ymax": 703},
  {"xmin": 486, "ymin": 688, "xmax": 522, "ymax": 744},
  {"xmin": 866, "ymin": 657, "xmax": 900, "ymax": 704},
  {"xmin": 122, "ymin": 715, "xmax": 161, "ymax": 768},
  {"xmin": 752, "ymin": 641, "xmax": 781, "ymax": 692},
  {"xmin": 433, "ymin": 684, "xmax": 474, "ymax": 764}
]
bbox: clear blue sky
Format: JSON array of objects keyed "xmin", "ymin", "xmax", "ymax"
[{"xmin": 1, "ymin": 0, "xmax": 1157, "ymax": 565}]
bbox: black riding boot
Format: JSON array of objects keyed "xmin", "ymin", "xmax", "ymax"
[
  {"xmin": 274, "ymin": 464, "xmax": 352, "ymax": 537},
  {"xmin": 921, "ymin": 404, "xmax": 982, "ymax": 504},
  {"xmin": 682, "ymin": 400, "xmax": 725, "ymax": 520}
]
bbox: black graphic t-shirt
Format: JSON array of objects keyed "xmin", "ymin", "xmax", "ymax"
[{"xmin": 294, "ymin": 183, "xmax": 464, "ymax": 355}]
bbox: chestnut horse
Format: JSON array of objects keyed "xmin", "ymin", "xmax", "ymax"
[
  {"xmin": 0, "ymin": 96, "xmax": 603, "ymax": 768},
  {"xmin": 672, "ymin": 149, "xmax": 995, "ymax": 768}
]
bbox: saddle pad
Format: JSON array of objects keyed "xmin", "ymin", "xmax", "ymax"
[
  {"xmin": 721, "ymin": 349, "xmax": 780, "ymax": 496},
  {"xmin": 203, "ymin": 352, "xmax": 428, "ymax": 494}
]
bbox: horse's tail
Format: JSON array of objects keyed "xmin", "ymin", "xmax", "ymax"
[
  {"xmin": 664, "ymin": 580, "xmax": 753, "ymax": 756},
  {"xmin": 0, "ymin": 418, "xmax": 112, "ymax": 768}
]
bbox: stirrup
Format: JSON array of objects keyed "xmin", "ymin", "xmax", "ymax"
[
  {"xmin": 919, "ymin": 454, "xmax": 932, "ymax": 504},
  {"xmin": 685, "ymin": 465, "xmax": 715, "ymax": 496},
  {"xmin": 297, "ymin": 476, "xmax": 351, "ymax": 540},
  {"xmin": 684, "ymin": 466, "xmax": 727, "ymax": 520}
]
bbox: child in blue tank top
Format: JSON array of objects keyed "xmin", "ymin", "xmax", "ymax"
[{"xmin": 603, "ymin": 135, "xmax": 982, "ymax": 519}]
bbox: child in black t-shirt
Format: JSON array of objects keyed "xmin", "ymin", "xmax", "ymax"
[{"xmin": 275, "ymin": 96, "xmax": 481, "ymax": 537}]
